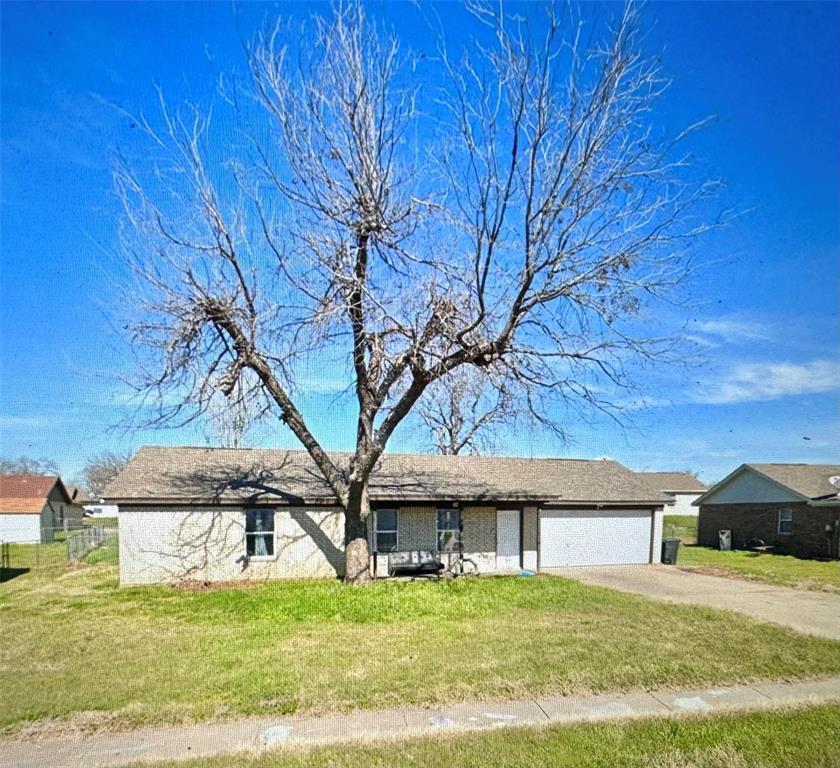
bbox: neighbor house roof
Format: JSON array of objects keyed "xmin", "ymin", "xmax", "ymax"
[
  {"xmin": 105, "ymin": 446, "xmax": 669, "ymax": 507},
  {"xmin": 66, "ymin": 485, "xmax": 93, "ymax": 505},
  {"xmin": 0, "ymin": 474, "xmax": 72, "ymax": 514},
  {"xmin": 636, "ymin": 471, "xmax": 707, "ymax": 494},
  {"xmin": 744, "ymin": 464, "xmax": 840, "ymax": 501},
  {"xmin": 694, "ymin": 463, "xmax": 840, "ymax": 507}
]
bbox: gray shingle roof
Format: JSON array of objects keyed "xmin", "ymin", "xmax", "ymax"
[
  {"xmin": 105, "ymin": 446, "xmax": 668, "ymax": 506},
  {"xmin": 636, "ymin": 471, "xmax": 707, "ymax": 493},
  {"xmin": 747, "ymin": 464, "xmax": 840, "ymax": 500}
]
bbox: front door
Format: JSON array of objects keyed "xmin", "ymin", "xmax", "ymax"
[{"xmin": 496, "ymin": 510, "xmax": 521, "ymax": 572}]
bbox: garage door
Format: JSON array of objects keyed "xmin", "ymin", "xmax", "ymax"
[{"xmin": 539, "ymin": 509, "xmax": 652, "ymax": 568}]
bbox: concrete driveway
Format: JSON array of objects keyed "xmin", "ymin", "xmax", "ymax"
[{"xmin": 548, "ymin": 565, "xmax": 840, "ymax": 640}]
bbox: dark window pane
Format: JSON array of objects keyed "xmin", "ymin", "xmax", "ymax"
[
  {"xmin": 246, "ymin": 510, "xmax": 275, "ymax": 556},
  {"xmin": 778, "ymin": 509, "xmax": 793, "ymax": 534},
  {"xmin": 246, "ymin": 509, "xmax": 274, "ymax": 534},
  {"xmin": 437, "ymin": 508, "xmax": 460, "ymax": 532},
  {"xmin": 247, "ymin": 533, "xmax": 273, "ymax": 557},
  {"xmin": 377, "ymin": 509, "xmax": 397, "ymax": 531},
  {"xmin": 261, "ymin": 533, "xmax": 274, "ymax": 557},
  {"xmin": 376, "ymin": 531, "xmax": 397, "ymax": 552}
]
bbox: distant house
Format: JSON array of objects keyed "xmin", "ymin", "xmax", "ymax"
[
  {"xmin": 636, "ymin": 472, "xmax": 708, "ymax": 517},
  {"xmin": 66, "ymin": 485, "xmax": 93, "ymax": 516},
  {"xmin": 0, "ymin": 475, "xmax": 83, "ymax": 543},
  {"xmin": 82, "ymin": 502, "xmax": 120, "ymax": 519},
  {"xmin": 695, "ymin": 463, "xmax": 840, "ymax": 560},
  {"xmin": 65, "ymin": 485, "xmax": 119, "ymax": 520},
  {"xmin": 106, "ymin": 446, "xmax": 670, "ymax": 585}
]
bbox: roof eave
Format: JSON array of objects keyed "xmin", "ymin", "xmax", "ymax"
[
  {"xmin": 108, "ymin": 495, "xmax": 668, "ymax": 507},
  {"xmin": 693, "ymin": 464, "xmax": 811, "ymax": 506}
]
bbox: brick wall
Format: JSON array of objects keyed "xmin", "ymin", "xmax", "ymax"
[
  {"xmin": 398, "ymin": 506, "xmax": 437, "ymax": 550},
  {"xmin": 462, "ymin": 506, "xmax": 496, "ymax": 572},
  {"xmin": 119, "ymin": 505, "xmax": 346, "ymax": 585},
  {"xmin": 523, "ymin": 505, "xmax": 538, "ymax": 570},
  {"xmin": 698, "ymin": 502, "xmax": 840, "ymax": 559}
]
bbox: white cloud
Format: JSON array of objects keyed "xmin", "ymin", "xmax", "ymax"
[
  {"xmin": 688, "ymin": 317, "xmax": 771, "ymax": 348},
  {"xmin": 696, "ymin": 359, "xmax": 840, "ymax": 405},
  {"xmin": 617, "ymin": 395, "xmax": 673, "ymax": 411},
  {"xmin": 0, "ymin": 414, "xmax": 56, "ymax": 429}
]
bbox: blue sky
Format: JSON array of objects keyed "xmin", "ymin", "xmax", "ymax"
[{"xmin": 1, "ymin": 1, "xmax": 838, "ymax": 485}]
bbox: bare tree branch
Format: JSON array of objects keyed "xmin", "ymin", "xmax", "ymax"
[
  {"xmin": 115, "ymin": 1, "xmax": 720, "ymax": 582},
  {"xmin": 419, "ymin": 367, "xmax": 513, "ymax": 455}
]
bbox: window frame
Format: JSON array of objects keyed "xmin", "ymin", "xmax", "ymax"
[
  {"xmin": 777, "ymin": 508, "xmax": 793, "ymax": 535},
  {"xmin": 437, "ymin": 508, "xmax": 462, "ymax": 552},
  {"xmin": 245, "ymin": 508, "xmax": 276, "ymax": 559},
  {"xmin": 374, "ymin": 508, "xmax": 399, "ymax": 553}
]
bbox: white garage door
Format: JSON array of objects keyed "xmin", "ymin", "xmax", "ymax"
[{"xmin": 539, "ymin": 509, "xmax": 652, "ymax": 568}]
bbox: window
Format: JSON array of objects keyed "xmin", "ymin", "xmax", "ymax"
[
  {"xmin": 777, "ymin": 508, "xmax": 793, "ymax": 535},
  {"xmin": 437, "ymin": 508, "xmax": 462, "ymax": 552},
  {"xmin": 245, "ymin": 509, "xmax": 275, "ymax": 557},
  {"xmin": 374, "ymin": 509, "xmax": 398, "ymax": 552}
]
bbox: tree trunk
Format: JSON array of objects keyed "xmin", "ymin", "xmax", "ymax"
[{"xmin": 344, "ymin": 483, "xmax": 372, "ymax": 584}]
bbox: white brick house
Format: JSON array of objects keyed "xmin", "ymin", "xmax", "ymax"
[
  {"xmin": 0, "ymin": 474, "xmax": 82, "ymax": 543},
  {"xmin": 107, "ymin": 447, "xmax": 670, "ymax": 585}
]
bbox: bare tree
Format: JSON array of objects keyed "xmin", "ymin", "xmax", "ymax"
[
  {"xmin": 81, "ymin": 451, "xmax": 133, "ymax": 499},
  {"xmin": 0, "ymin": 456, "xmax": 59, "ymax": 475},
  {"xmin": 419, "ymin": 368, "xmax": 512, "ymax": 455},
  {"xmin": 114, "ymin": 2, "xmax": 718, "ymax": 583}
]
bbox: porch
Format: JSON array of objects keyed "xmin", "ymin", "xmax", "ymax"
[{"xmin": 368, "ymin": 505, "xmax": 539, "ymax": 578}]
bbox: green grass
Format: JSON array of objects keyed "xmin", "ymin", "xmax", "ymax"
[
  {"xmin": 3, "ymin": 530, "xmax": 118, "ymax": 571},
  {"xmin": 84, "ymin": 516, "xmax": 119, "ymax": 528},
  {"xmin": 679, "ymin": 546, "xmax": 840, "ymax": 592},
  {"xmin": 4, "ymin": 540, "xmax": 67, "ymax": 569},
  {"xmin": 127, "ymin": 705, "xmax": 840, "ymax": 768},
  {"xmin": 663, "ymin": 515, "xmax": 698, "ymax": 544},
  {"xmin": 1, "ymin": 566, "xmax": 838, "ymax": 736},
  {"xmin": 82, "ymin": 542, "xmax": 119, "ymax": 566}
]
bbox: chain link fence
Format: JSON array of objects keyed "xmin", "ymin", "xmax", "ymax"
[
  {"xmin": 663, "ymin": 515, "xmax": 698, "ymax": 545},
  {"xmin": 0, "ymin": 522, "xmax": 118, "ymax": 581}
]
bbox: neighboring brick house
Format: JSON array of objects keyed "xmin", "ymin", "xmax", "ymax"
[
  {"xmin": 66, "ymin": 485, "xmax": 94, "ymax": 519},
  {"xmin": 0, "ymin": 475, "xmax": 82, "ymax": 543},
  {"xmin": 695, "ymin": 463, "xmax": 840, "ymax": 560},
  {"xmin": 636, "ymin": 471, "xmax": 707, "ymax": 517},
  {"xmin": 105, "ymin": 446, "xmax": 670, "ymax": 585}
]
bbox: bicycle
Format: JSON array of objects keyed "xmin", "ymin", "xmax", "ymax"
[{"xmin": 444, "ymin": 550, "xmax": 479, "ymax": 578}]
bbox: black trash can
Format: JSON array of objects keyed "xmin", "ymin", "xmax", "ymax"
[{"xmin": 661, "ymin": 538, "xmax": 681, "ymax": 565}]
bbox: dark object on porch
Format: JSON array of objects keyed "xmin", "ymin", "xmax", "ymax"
[
  {"xmin": 388, "ymin": 550, "xmax": 445, "ymax": 577},
  {"xmin": 661, "ymin": 538, "xmax": 681, "ymax": 565}
]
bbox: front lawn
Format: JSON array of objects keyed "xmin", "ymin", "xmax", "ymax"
[
  {"xmin": 679, "ymin": 546, "xmax": 840, "ymax": 592},
  {"xmin": 1, "ymin": 565, "xmax": 838, "ymax": 735},
  {"xmin": 127, "ymin": 705, "xmax": 840, "ymax": 768}
]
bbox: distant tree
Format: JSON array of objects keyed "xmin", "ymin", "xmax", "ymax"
[
  {"xmin": 419, "ymin": 368, "xmax": 512, "ymax": 455},
  {"xmin": 116, "ymin": 3, "xmax": 718, "ymax": 582},
  {"xmin": 0, "ymin": 456, "xmax": 59, "ymax": 475},
  {"xmin": 81, "ymin": 451, "xmax": 133, "ymax": 499}
]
